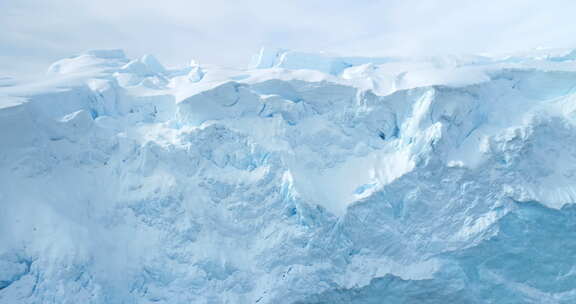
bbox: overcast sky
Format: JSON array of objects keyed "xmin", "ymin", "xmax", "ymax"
[{"xmin": 2, "ymin": 0, "xmax": 576, "ymax": 76}]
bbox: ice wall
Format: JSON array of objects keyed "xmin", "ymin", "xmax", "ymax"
[{"xmin": 2, "ymin": 48, "xmax": 576, "ymax": 303}]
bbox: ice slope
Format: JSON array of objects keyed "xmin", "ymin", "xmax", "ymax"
[{"xmin": 2, "ymin": 47, "xmax": 576, "ymax": 303}]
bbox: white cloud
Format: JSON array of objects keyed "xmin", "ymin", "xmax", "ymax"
[{"xmin": 1, "ymin": 0, "xmax": 576, "ymax": 76}]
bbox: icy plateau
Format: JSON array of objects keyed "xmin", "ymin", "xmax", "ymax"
[{"xmin": 2, "ymin": 48, "xmax": 576, "ymax": 303}]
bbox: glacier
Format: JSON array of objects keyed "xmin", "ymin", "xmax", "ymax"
[{"xmin": 2, "ymin": 47, "xmax": 576, "ymax": 303}]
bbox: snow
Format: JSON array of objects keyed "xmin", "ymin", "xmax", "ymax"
[{"xmin": 2, "ymin": 47, "xmax": 576, "ymax": 303}]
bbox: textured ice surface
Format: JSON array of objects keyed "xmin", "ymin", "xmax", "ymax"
[{"xmin": 2, "ymin": 48, "xmax": 576, "ymax": 303}]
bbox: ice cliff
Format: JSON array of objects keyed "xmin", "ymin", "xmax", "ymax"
[{"xmin": 2, "ymin": 47, "xmax": 576, "ymax": 303}]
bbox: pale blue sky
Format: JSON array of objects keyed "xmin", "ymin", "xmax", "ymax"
[{"xmin": 2, "ymin": 0, "xmax": 576, "ymax": 76}]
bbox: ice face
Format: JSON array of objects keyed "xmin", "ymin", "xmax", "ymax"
[{"xmin": 2, "ymin": 48, "xmax": 576, "ymax": 303}]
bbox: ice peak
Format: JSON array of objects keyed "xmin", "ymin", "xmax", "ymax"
[{"xmin": 140, "ymin": 54, "xmax": 166, "ymax": 74}]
